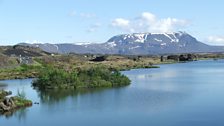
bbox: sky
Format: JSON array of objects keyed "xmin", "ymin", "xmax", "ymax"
[{"xmin": 0, "ymin": 0, "xmax": 224, "ymax": 45}]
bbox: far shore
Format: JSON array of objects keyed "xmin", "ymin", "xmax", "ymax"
[{"xmin": 1, "ymin": 53, "xmax": 223, "ymax": 81}]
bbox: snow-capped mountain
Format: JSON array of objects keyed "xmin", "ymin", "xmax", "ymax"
[{"xmin": 18, "ymin": 32, "xmax": 224, "ymax": 55}]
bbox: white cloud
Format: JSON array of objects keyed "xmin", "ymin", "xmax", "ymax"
[
  {"xmin": 80, "ymin": 13, "xmax": 96, "ymax": 18},
  {"xmin": 206, "ymin": 36, "xmax": 224, "ymax": 45},
  {"xmin": 141, "ymin": 12, "xmax": 156, "ymax": 24},
  {"xmin": 111, "ymin": 12, "xmax": 189, "ymax": 33},
  {"xmin": 111, "ymin": 18, "xmax": 135, "ymax": 32},
  {"xmin": 111, "ymin": 18, "xmax": 130, "ymax": 28},
  {"xmin": 152, "ymin": 18, "xmax": 188, "ymax": 33},
  {"xmin": 87, "ymin": 23, "xmax": 101, "ymax": 33}
]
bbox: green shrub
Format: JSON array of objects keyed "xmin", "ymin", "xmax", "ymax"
[{"xmin": 32, "ymin": 66, "xmax": 131, "ymax": 90}]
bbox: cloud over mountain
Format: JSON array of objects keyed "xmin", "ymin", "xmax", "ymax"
[
  {"xmin": 207, "ymin": 35, "xmax": 224, "ymax": 45},
  {"xmin": 111, "ymin": 12, "xmax": 190, "ymax": 33}
]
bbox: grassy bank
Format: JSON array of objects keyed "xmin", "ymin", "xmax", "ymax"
[
  {"xmin": 0, "ymin": 64, "xmax": 41, "ymax": 80},
  {"xmin": 0, "ymin": 55, "xmax": 162, "ymax": 80}
]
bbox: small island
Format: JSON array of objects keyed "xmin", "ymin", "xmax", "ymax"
[
  {"xmin": 0, "ymin": 90, "xmax": 32, "ymax": 115},
  {"xmin": 32, "ymin": 66, "xmax": 131, "ymax": 90}
]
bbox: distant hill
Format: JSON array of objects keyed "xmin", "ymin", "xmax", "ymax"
[
  {"xmin": 0, "ymin": 45, "xmax": 50, "ymax": 57},
  {"xmin": 0, "ymin": 45, "xmax": 50, "ymax": 67},
  {"xmin": 18, "ymin": 32, "xmax": 224, "ymax": 55}
]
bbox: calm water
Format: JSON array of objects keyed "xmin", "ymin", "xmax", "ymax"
[{"xmin": 1, "ymin": 60, "xmax": 224, "ymax": 126}]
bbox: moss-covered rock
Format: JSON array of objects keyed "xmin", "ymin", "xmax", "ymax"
[{"xmin": 0, "ymin": 90, "xmax": 32, "ymax": 114}]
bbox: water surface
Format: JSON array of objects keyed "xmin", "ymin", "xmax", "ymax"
[{"xmin": 1, "ymin": 60, "xmax": 224, "ymax": 126}]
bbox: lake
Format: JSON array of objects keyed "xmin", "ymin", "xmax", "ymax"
[{"xmin": 1, "ymin": 60, "xmax": 224, "ymax": 126}]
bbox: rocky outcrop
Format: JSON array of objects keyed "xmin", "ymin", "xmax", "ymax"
[
  {"xmin": 166, "ymin": 54, "xmax": 197, "ymax": 62},
  {"xmin": 90, "ymin": 56, "xmax": 107, "ymax": 62},
  {"xmin": 0, "ymin": 98, "xmax": 15, "ymax": 111},
  {"xmin": 0, "ymin": 90, "xmax": 32, "ymax": 114}
]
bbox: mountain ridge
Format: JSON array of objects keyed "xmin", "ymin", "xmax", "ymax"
[{"xmin": 17, "ymin": 32, "xmax": 224, "ymax": 55}]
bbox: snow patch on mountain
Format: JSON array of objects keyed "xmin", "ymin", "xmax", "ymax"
[
  {"xmin": 129, "ymin": 46, "xmax": 141, "ymax": 50},
  {"xmin": 133, "ymin": 33, "xmax": 145, "ymax": 43},
  {"xmin": 75, "ymin": 42, "xmax": 92, "ymax": 45},
  {"xmin": 154, "ymin": 38, "xmax": 162, "ymax": 42},
  {"xmin": 164, "ymin": 33, "xmax": 176, "ymax": 42},
  {"xmin": 161, "ymin": 43, "xmax": 167, "ymax": 46},
  {"xmin": 53, "ymin": 44, "xmax": 59, "ymax": 50},
  {"xmin": 107, "ymin": 41, "xmax": 117, "ymax": 47}
]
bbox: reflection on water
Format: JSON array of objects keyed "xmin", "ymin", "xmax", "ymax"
[
  {"xmin": 37, "ymin": 87, "xmax": 125, "ymax": 105},
  {"xmin": 37, "ymin": 86, "xmax": 188, "ymax": 113},
  {"xmin": 0, "ymin": 82, "xmax": 7, "ymax": 90},
  {"xmin": 1, "ymin": 60, "xmax": 224, "ymax": 126},
  {"xmin": 14, "ymin": 108, "xmax": 28, "ymax": 121},
  {"xmin": 0, "ymin": 104, "xmax": 29, "ymax": 121}
]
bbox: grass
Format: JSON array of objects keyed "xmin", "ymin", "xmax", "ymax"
[{"xmin": 12, "ymin": 96, "xmax": 32, "ymax": 108}]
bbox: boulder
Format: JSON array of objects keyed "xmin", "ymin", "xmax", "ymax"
[
  {"xmin": 0, "ymin": 90, "xmax": 12, "ymax": 98},
  {"xmin": 0, "ymin": 102, "xmax": 11, "ymax": 111}
]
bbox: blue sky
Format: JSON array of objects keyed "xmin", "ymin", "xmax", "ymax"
[{"xmin": 0, "ymin": 0, "xmax": 224, "ymax": 45}]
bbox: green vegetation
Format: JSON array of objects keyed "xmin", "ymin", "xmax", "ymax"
[
  {"xmin": 0, "ymin": 63, "xmax": 42, "ymax": 80},
  {"xmin": 32, "ymin": 66, "xmax": 131, "ymax": 90},
  {"xmin": 0, "ymin": 46, "xmax": 164, "ymax": 80},
  {"xmin": 11, "ymin": 96, "xmax": 32, "ymax": 108}
]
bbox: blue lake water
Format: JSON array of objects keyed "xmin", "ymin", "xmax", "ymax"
[{"xmin": 1, "ymin": 60, "xmax": 224, "ymax": 126}]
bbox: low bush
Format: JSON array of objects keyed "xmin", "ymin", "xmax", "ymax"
[{"xmin": 32, "ymin": 66, "xmax": 131, "ymax": 90}]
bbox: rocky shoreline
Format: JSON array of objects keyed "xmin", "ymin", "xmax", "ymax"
[{"xmin": 0, "ymin": 90, "xmax": 32, "ymax": 115}]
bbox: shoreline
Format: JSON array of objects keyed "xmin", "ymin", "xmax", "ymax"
[{"xmin": 0, "ymin": 54, "xmax": 222, "ymax": 81}]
